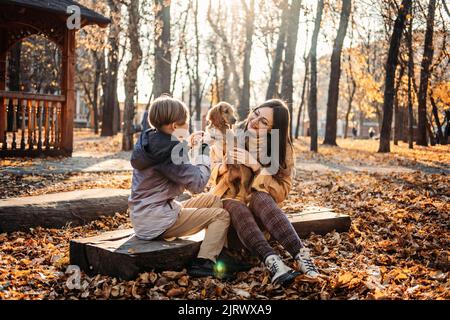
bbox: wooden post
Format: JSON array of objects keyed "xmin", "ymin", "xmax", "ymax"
[
  {"xmin": 0, "ymin": 46, "xmax": 6, "ymax": 144},
  {"xmin": 60, "ymin": 29, "xmax": 76, "ymax": 156}
]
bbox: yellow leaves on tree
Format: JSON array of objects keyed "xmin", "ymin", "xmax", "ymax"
[{"xmin": 431, "ymin": 82, "xmax": 450, "ymax": 111}]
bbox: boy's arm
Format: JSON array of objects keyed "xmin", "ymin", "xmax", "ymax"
[{"xmin": 153, "ymin": 145, "xmax": 211, "ymax": 195}]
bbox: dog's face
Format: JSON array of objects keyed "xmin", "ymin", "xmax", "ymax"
[{"xmin": 207, "ymin": 102, "xmax": 237, "ymax": 132}]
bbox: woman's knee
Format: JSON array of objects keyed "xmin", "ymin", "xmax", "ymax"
[
  {"xmin": 223, "ymin": 200, "xmax": 251, "ymax": 220},
  {"xmin": 249, "ymin": 191, "xmax": 275, "ymax": 212}
]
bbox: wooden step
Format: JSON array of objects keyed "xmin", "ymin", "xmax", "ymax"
[
  {"xmin": 0, "ymin": 189, "xmax": 130, "ymax": 233},
  {"xmin": 70, "ymin": 208, "xmax": 351, "ymax": 280},
  {"xmin": 70, "ymin": 229, "xmax": 202, "ymax": 280}
]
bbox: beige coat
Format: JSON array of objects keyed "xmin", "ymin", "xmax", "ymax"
[{"xmin": 209, "ymin": 144, "xmax": 295, "ymax": 204}]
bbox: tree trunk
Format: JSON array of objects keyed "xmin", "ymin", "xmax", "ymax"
[
  {"xmin": 281, "ymin": 0, "xmax": 302, "ymax": 141},
  {"xmin": 207, "ymin": 1, "xmax": 241, "ymax": 105},
  {"xmin": 239, "ymin": 0, "xmax": 255, "ymax": 120},
  {"xmin": 427, "ymin": 115, "xmax": 436, "ymax": 146},
  {"xmin": 193, "ymin": 0, "xmax": 202, "ymax": 125},
  {"xmin": 266, "ymin": 0, "xmax": 289, "ymax": 100},
  {"xmin": 417, "ymin": 0, "xmax": 436, "ymax": 146},
  {"xmin": 222, "ymin": 54, "xmax": 231, "ymax": 102},
  {"xmin": 323, "ymin": 0, "xmax": 352, "ymax": 146},
  {"xmin": 308, "ymin": 0, "xmax": 325, "ymax": 152},
  {"xmin": 92, "ymin": 52, "xmax": 102, "ymax": 134},
  {"xmin": 154, "ymin": 0, "xmax": 171, "ymax": 98},
  {"xmin": 344, "ymin": 45, "xmax": 356, "ymax": 139},
  {"xmin": 171, "ymin": 4, "xmax": 190, "ymax": 93},
  {"xmin": 344, "ymin": 75, "xmax": 356, "ymax": 139},
  {"xmin": 394, "ymin": 62, "xmax": 406, "ymax": 145},
  {"xmin": 407, "ymin": 4, "xmax": 414, "ymax": 149},
  {"xmin": 378, "ymin": 0, "xmax": 411, "ymax": 153},
  {"xmin": 122, "ymin": 0, "xmax": 143, "ymax": 151},
  {"xmin": 295, "ymin": 56, "xmax": 310, "ymax": 139},
  {"xmin": 102, "ymin": 0, "xmax": 121, "ymax": 137},
  {"xmin": 430, "ymin": 90, "xmax": 445, "ymax": 144}
]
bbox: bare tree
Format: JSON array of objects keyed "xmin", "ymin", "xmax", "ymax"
[
  {"xmin": 378, "ymin": 0, "xmax": 412, "ymax": 153},
  {"xmin": 308, "ymin": 0, "xmax": 325, "ymax": 152},
  {"xmin": 207, "ymin": 0, "xmax": 241, "ymax": 105},
  {"xmin": 193, "ymin": 0, "xmax": 202, "ymax": 123},
  {"xmin": 417, "ymin": 0, "xmax": 437, "ymax": 146},
  {"xmin": 281, "ymin": 0, "xmax": 302, "ymax": 139},
  {"xmin": 394, "ymin": 60, "xmax": 406, "ymax": 145},
  {"xmin": 123, "ymin": 0, "xmax": 143, "ymax": 151},
  {"xmin": 323, "ymin": 0, "xmax": 352, "ymax": 146},
  {"xmin": 295, "ymin": 54, "xmax": 310, "ymax": 139},
  {"xmin": 101, "ymin": 0, "xmax": 122, "ymax": 137},
  {"xmin": 171, "ymin": 3, "xmax": 190, "ymax": 93},
  {"xmin": 344, "ymin": 50, "xmax": 356, "ymax": 139},
  {"xmin": 407, "ymin": 2, "xmax": 414, "ymax": 149},
  {"xmin": 154, "ymin": 0, "xmax": 171, "ymax": 97},
  {"xmin": 239, "ymin": 0, "xmax": 255, "ymax": 120},
  {"xmin": 266, "ymin": 0, "xmax": 289, "ymax": 100}
]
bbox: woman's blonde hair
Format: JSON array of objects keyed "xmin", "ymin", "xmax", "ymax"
[{"xmin": 148, "ymin": 94, "xmax": 189, "ymax": 130}]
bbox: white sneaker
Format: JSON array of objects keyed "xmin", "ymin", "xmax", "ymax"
[
  {"xmin": 265, "ymin": 255, "xmax": 300, "ymax": 287},
  {"xmin": 295, "ymin": 248, "xmax": 321, "ymax": 278}
]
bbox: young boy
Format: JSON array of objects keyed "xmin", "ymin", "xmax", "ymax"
[{"xmin": 129, "ymin": 95, "xmax": 232, "ymax": 279}]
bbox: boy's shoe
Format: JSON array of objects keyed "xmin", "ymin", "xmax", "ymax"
[
  {"xmin": 187, "ymin": 258, "xmax": 235, "ymax": 281},
  {"xmin": 295, "ymin": 248, "xmax": 321, "ymax": 278},
  {"xmin": 217, "ymin": 248, "xmax": 254, "ymax": 273},
  {"xmin": 265, "ymin": 255, "xmax": 301, "ymax": 287}
]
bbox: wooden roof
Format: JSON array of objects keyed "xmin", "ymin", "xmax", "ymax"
[{"xmin": 1, "ymin": 0, "xmax": 110, "ymax": 27}]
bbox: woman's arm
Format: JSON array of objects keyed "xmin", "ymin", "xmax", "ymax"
[
  {"xmin": 251, "ymin": 146, "xmax": 295, "ymax": 204},
  {"xmin": 252, "ymin": 169, "xmax": 292, "ymax": 204}
]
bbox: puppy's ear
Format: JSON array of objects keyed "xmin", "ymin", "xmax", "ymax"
[{"xmin": 207, "ymin": 106, "xmax": 226, "ymax": 130}]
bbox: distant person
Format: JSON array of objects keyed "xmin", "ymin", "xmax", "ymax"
[
  {"xmin": 369, "ymin": 127, "xmax": 375, "ymax": 140},
  {"xmin": 352, "ymin": 127, "xmax": 358, "ymax": 139}
]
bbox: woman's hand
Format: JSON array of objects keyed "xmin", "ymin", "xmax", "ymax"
[{"xmin": 228, "ymin": 147, "xmax": 261, "ymax": 173}]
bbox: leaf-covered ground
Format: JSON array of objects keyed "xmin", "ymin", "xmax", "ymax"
[{"xmin": 0, "ymin": 132, "xmax": 449, "ymax": 300}]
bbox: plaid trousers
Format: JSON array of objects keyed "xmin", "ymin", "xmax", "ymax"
[{"xmin": 223, "ymin": 191, "xmax": 303, "ymax": 261}]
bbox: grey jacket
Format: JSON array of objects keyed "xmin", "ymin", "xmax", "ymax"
[{"xmin": 129, "ymin": 146, "xmax": 211, "ymax": 240}]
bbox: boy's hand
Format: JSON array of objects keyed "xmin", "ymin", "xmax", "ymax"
[
  {"xmin": 188, "ymin": 131, "xmax": 212, "ymax": 147},
  {"xmin": 188, "ymin": 132, "xmax": 204, "ymax": 147}
]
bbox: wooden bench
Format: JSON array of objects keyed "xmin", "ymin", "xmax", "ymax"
[
  {"xmin": 0, "ymin": 189, "xmax": 130, "ymax": 233},
  {"xmin": 70, "ymin": 207, "xmax": 351, "ymax": 280}
]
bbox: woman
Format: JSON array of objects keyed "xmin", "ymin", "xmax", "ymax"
[{"xmin": 210, "ymin": 99, "xmax": 320, "ymax": 287}]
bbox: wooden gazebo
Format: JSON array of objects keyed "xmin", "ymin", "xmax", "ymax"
[{"xmin": 0, "ymin": 0, "xmax": 109, "ymax": 157}]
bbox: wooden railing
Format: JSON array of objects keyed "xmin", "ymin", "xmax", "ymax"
[{"xmin": 0, "ymin": 91, "xmax": 66, "ymax": 156}]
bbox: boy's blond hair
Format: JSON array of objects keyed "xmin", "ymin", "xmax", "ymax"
[{"xmin": 148, "ymin": 95, "xmax": 189, "ymax": 130}]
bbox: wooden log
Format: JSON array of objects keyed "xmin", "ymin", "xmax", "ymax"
[
  {"xmin": 70, "ymin": 207, "xmax": 351, "ymax": 280},
  {"xmin": 70, "ymin": 229, "xmax": 202, "ymax": 280},
  {"xmin": 287, "ymin": 207, "xmax": 351, "ymax": 238},
  {"xmin": 0, "ymin": 188, "xmax": 130, "ymax": 233}
]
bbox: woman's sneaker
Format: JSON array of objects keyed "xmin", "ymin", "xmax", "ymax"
[
  {"xmin": 265, "ymin": 255, "xmax": 301, "ymax": 287},
  {"xmin": 295, "ymin": 248, "xmax": 321, "ymax": 278}
]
